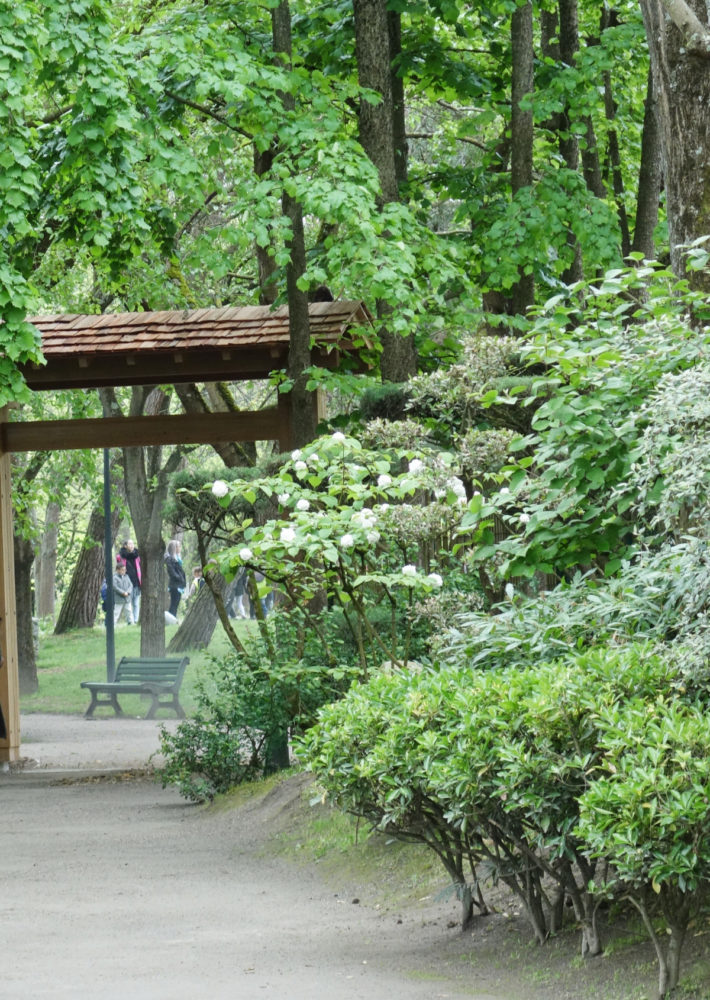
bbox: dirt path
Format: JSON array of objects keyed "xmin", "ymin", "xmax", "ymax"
[
  {"xmin": 3, "ymin": 716, "xmax": 696, "ymax": 1000},
  {"xmin": 3, "ymin": 716, "xmax": 501, "ymax": 1000},
  {"xmin": 1, "ymin": 773, "xmax": 503, "ymax": 1000}
]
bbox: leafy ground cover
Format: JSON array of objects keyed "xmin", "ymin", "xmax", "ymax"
[{"xmin": 22, "ymin": 621, "xmax": 245, "ymax": 716}]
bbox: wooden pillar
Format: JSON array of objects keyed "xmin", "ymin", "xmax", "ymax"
[
  {"xmin": 0, "ymin": 409, "xmax": 20, "ymax": 761},
  {"xmin": 276, "ymin": 388, "xmax": 326, "ymax": 453},
  {"xmin": 277, "ymin": 391, "xmax": 292, "ymax": 453}
]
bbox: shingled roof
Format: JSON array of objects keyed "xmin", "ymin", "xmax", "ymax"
[{"xmin": 20, "ymin": 300, "xmax": 372, "ymax": 390}]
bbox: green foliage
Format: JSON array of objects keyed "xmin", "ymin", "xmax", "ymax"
[
  {"xmin": 578, "ymin": 700, "xmax": 710, "ymax": 897},
  {"xmin": 301, "ymin": 644, "xmax": 681, "ymax": 949},
  {"xmin": 157, "ymin": 619, "xmax": 355, "ymax": 803},
  {"xmin": 631, "ymin": 364, "xmax": 710, "ymax": 537},
  {"xmin": 453, "ymin": 266, "xmax": 710, "ymax": 582},
  {"xmin": 358, "ymin": 383, "xmax": 412, "ymax": 423},
  {"xmin": 166, "ymin": 465, "xmax": 274, "ymax": 541}
]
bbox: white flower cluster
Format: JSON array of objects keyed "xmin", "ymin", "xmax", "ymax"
[
  {"xmin": 352, "ymin": 508, "xmax": 376, "ymax": 528},
  {"xmin": 448, "ymin": 477, "xmax": 467, "ymax": 502},
  {"xmin": 211, "ymin": 479, "xmax": 229, "ymax": 498},
  {"xmin": 239, "ymin": 547, "xmax": 253, "ymax": 562}
]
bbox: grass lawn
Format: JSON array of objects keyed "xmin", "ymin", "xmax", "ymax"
[{"xmin": 22, "ymin": 620, "xmax": 243, "ymax": 717}]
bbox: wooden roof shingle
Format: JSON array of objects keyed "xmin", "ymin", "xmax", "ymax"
[{"xmin": 20, "ymin": 300, "xmax": 372, "ymax": 390}]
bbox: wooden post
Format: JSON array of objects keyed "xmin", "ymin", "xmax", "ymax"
[
  {"xmin": 315, "ymin": 387, "xmax": 327, "ymax": 424},
  {"xmin": 276, "ymin": 389, "xmax": 325, "ymax": 453},
  {"xmin": 277, "ymin": 391, "xmax": 292, "ymax": 453},
  {"xmin": 0, "ymin": 408, "xmax": 20, "ymax": 762}
]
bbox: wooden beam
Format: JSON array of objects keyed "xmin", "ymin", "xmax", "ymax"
[
  {"xmin": 0, "ymin": 408, "xmax": 20, "ymax": 762},
  {"xmin": 18, "ymin": 343, "xmax": 353, "ymax": 392},
  {"xmin": 19, "ymin": 349, "xmax": 289, "ymax": 391},
  {"xmin": 2, "ymin": 408, "xmax": 282, "ymax": 453}
]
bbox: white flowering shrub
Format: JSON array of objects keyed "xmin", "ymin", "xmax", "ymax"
[{"xmin": 209, "ymin": 430, "xmax": 476, "ymax": 675}]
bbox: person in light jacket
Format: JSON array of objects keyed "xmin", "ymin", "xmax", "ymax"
[{"xmin": 112, "ymin": 560, "xmax": 133, "ymax": 625}]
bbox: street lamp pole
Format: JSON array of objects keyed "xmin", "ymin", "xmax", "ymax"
[{"xmin": 103, "ymin": 447, "xmax": 115, "ymax": 682}]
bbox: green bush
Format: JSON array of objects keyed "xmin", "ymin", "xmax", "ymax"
[
  {"xmin": 157, "ymin": 619, "xmax": 352, "ymax": 803},
  {"xmin": 577, "ymin": 700, "xmax": 710, "ymax": 997},
  {"xmin": 301, "ymin": 642, "xmax": 692, "ymax": 965}
]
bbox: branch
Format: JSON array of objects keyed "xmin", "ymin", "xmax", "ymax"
[
  {"xmin": 164, "ymin": 90, "xmax": 254, "ymax": 139},
  {"xmin": 26, "ymin": 104, "xmax": 73, "ymax": 128},
  {"xmin": 660, "ymin": 0, "xmax": 710, "ymax": 55}
]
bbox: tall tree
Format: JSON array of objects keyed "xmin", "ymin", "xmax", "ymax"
[
  {"xmin": 631, "ymin": 69, "xmax": 662, "ymax": 260},
  {"xmin": 12, "ymin": 451, "xmax": 49, "ymax": 694},
  {"xmin": 54, "ymin": 467, "xmax": 124, "ymax": 633},
  {"xmin": 638, "ymin": 0, "xmax": 710, "ymax": 279},
  {"xmin": 509, "ymin": 0, "xmax": 535, "ymax": 315},
  {"xmin": 353, "ymin": 0, "xmax": 417, "ymax": 380},
  {"xmin": 35, "ymin": 501, "xmax": 60, "ymax": 621},
  {"xmin": 99, "ymin": 386, "xmax": 190, "ymax": 658},
  {"xmin": 272, "ymin": 1, "xmax": 318, "ymax": 447}
]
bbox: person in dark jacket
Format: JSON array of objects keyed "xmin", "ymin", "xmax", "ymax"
[
  {"xmin": 164, "ymin": 539, "xmax": 187, "ymax": 620},
  {"xmin": 119, "ymin": 538, "xmax": 142, "ymax": 624}
]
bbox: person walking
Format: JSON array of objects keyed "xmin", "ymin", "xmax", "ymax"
[
  {"xmin": 164, "ymin": 539, "xmax": 186, "ymax": 621},
  {"xmin": 119, "ymin": 538, "xmax": 142, "ymax": 624},
  {"xmin": 112, "ymin": 559, "xmax": 133, "ymax": 625}
]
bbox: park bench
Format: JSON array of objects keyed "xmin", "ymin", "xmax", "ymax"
[{"xmin": 80, "ymin": 656, "xmax": 189, "ymax": 720}]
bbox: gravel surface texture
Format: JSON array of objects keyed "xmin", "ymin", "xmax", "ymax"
[{"xmin": 1, "ymin": 720, "xmax": 497, "ymax": 1000}]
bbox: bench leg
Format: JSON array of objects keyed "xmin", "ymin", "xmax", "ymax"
[
  {"xmin": 84, "ymin": 692, "xmax": 125, "ymax": 719},
  {"xmin": 144, "ymin": 695, "xmax": 185, "ymax": 720}
]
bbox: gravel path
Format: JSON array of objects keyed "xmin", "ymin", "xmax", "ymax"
[
  {"xmin": 1, "ymin": 717, "xmax": 505, "ymax": 1000},
  {"xmin": 9, "ymin": 712, "xmax": 179, "ymax": 775}
]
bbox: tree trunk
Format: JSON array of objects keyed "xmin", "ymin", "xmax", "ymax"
[
  {"xmin": 54, "ymin": 504, "xmax": 118, "ymax": 633},
  {"xmin": 54, "ymin": 457, "xmax": 124, "ymax": 633},
  {"xmin": 353, "ymin": 0, "xmax": 416, "ymax": 380},
  {"xmin": 167, "ymin": 573, "xmax": 240, "ymax": 653},
  {"xmin": 388, "ymin": 8, "xmax": 408, "ymax": 188},
  {"xmin": 253, "ymin": 144, "xmax": 279, "ymax": 306},
  {"xmin": 638, "ymin": 0, "xmax": 710, "ymax": 279},
  {"xmin": 601, "ymin": 10, "xmax": 631, "ymax": 259},
  {"xmin": 273, "ymin": 1, "xmax": 318, "ymax": 448},
  {"xmin": 100, "ymin": 386, "xmax": 187, "ymax": 658},
  {"xmin": 632, "ymin": 68, "xmax": 662, "ymax": 259},
  {"xmin": 541, "ymin": 1, "xmax": 585, "ymax": 285},
  {"xmin": 509, "ymin": 0, "xmax": 535, "ymax": 315},
  {"xmin": 35, "ymin": 500, "xmax": 59, "ymax": 620},
  {"xmin": 14, "ymin": 533, "xmax": 37, "ymax": 695}
]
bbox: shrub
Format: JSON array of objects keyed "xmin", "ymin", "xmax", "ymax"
[
  {"xmin": 577, "ymin": 700, "xmax": 710, "ymax": 997},
  {"xmin": 157, "ymin": 621, "xmax": 352, "ymax": 803},
  {"xmin": 301, "ymin": 642, "xmax": 682, "ymax": 955}
]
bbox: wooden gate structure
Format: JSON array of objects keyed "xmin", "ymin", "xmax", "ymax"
[{"xmin": 0, "ymin": 300, "xmax": 371, "ymax": 762}]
